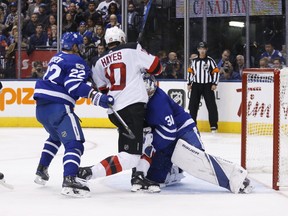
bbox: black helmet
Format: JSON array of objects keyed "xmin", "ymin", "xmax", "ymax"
[{"xmin": 198, "ymin": 41, "xmax": 208, "ymax": 49}]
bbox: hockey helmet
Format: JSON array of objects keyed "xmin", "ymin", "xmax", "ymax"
[
  {"xmin": 104, "ymin": 26, "xmax": 126, "ymax": 45},
  {"xmin": 61, "ymin": 32, "xmax": 83, "ymax": 50},
  {"xmin": 197, "ymin": 41, "xmax": 208, "ymax": 49},
  {"xmin": 143, "ymin": 73, "xmax": 157, "ymax": 98}
]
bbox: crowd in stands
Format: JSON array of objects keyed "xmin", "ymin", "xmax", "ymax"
[
  {"xmin": 0, "ymin": 0, "xmax": 146, "ymax": 78},
  {"xmin": 154, "ymin": 38, "xmax": 287, "ymax": 81},
  {"xmin": 0, "ymin": 0, "xmax": 286, "ymax": 80}
]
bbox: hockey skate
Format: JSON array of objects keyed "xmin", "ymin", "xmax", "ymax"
[
  {"xmin": 61, "ymin": 176, "xmax": 90, "ymax": 198},
  {"xmin": 131, "ymin": 169, "xmax": 160, "ymax": 193},
  {"xmin": 34, "ymin": 164, "xmax": 49, "ymax": 186},
  {"xmin": 77, "ymin": 166, "xmax": 93, "ymax": 180},
  {"xmin": 0, "ymin": 172, "xmax": 14, "ymax": 190},
  {"xmin": 239, "ymin": 178, "xmax": 254, "ymax": 194}
]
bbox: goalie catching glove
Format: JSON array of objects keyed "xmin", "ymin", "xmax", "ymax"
[{"xmin": 89, "ymin": 90, "xmax": 114, "ymax": 108}]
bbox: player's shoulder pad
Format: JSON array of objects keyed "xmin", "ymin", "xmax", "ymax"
[{"xmin": 112, "ymin": 42, "xmax": 138, "ymax": 52}]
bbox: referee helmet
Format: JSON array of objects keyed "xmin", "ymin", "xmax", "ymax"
[{"xmin": 198, "ymin": 41, "xmax": 208, "ymax": 49}]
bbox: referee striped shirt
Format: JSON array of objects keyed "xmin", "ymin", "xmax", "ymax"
[{"xmin": 187, "ymin": 56, "xmax": 220, "ymax": 85}]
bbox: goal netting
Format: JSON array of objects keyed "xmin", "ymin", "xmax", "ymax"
[{"xmin": 241, "ymin": 68, "xmax": 288, "ymax": 190}]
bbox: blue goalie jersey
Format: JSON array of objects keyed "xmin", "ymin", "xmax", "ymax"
[
  {"xmin": 33, "ymin": 52, "xmax": 92, "ymax": 107},
  {"xmin": 145, "ymin": 87, "xmax": 196, "ymax": 151}
]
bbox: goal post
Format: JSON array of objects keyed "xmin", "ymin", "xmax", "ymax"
[{"xmin": 241, "ymin": 68, "xmax": 288, "ymax": 190}]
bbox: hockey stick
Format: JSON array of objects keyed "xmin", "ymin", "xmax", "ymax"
[
  {"xmin": 137, "ymin": 0, "xmax": 153, "ymax": 43},
  {"xmin": 0, "ymin": 173, "xmax": 14, "ymax": 190},
  {"xmin": 109, "ymin": 104, "xmax": 136, "ymax": 139}
]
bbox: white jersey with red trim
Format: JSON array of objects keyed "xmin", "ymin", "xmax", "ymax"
[{"xmin": 91, "ymin": 42, "xmax": 161, "ymax": 112}]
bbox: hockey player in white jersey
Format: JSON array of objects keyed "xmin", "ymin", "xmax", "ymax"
[{"xmin": 78, "ymin": 26, "xmax": 162, "ymax": 192}]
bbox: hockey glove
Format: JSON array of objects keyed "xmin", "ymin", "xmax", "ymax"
[
  {"xmin": 90, "ymin": 91, "xmax": 114, "ymax": 108},
  {"xmin": 142, "ymin": 129, "xmax": 156, "ymax": 158}
]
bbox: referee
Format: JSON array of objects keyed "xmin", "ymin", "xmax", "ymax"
[{"xmin": 187, "ymin": 41, "xmax": 220, "ymax": 133}]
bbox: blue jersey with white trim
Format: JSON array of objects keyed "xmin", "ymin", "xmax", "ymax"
[
  {"xmin": 145, "ymin": 87, "xmax": 196, "ymax": 150},
  {"xmin": 33, "ymin": 51, "xmax": 92, "ymax": 107}
]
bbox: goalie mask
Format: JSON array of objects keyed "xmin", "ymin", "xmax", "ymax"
[
  {"xmin": 143, "ymin": 74, "xmax": 157, "ymax": 98},
  {"xmin": 104, "ymin": 26, "xmax": 126, "ymax": 45}
]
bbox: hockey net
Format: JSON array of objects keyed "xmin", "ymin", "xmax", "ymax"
[{"xmin": 241, "ymin": 68, "xmax": 288, "ymax": 190}]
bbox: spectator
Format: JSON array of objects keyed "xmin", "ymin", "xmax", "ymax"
[
  {"xmin": 86, "ymin": 16, "xmax": 96, "ymax": 33},
  {"xmin": 164, "ymin": 52, "xmax": 182, "ymax": 79},
  {"xmin": 0, "ymin": 1, "xmax": 7, "ymax": 19},
  {"xmin": 31, "ymin": 61, "xmax": 45, "ymax": 78},
  {"xmin": 48, "ymin": 2, "xmax": 57, "ymax": 18},
  {"xmin": 219, "ymin": 61, "xmax": 233, "ymax": 81},
  {"xmin": 26, "ymin": 0, "xmax": 42, "ymax": 20},
  {"xmin": 259, "ymin": 57, "xmax": 269, "ymax": 68},
  {"xmin": 96, "ymin": 0, "xmax": 118, "ymax": 21},
  {"xmin": 230, "ymin": 55, "xmax": 245, "ymax": 80},
  {"xmin": 23, "ymin": 13, "xmax": 38, "ymax": 39},
  {"xmin": 46, "ymin": 24, "xmax": 57, "ymax": 47},
  {"xmin": 7, "ymin": 25, "xmax": 18, "ymax": 45},
  {"xmin": 217, "ymin": 49, "xmax": 231, "ymax": 68},
  {"xmin": 37, "ymin": 3, "xmax": 49, "ymax": 27},
  {"xmin": 105, "ymin": 14, "xmax": 121, "ymax": 29},
  {"xmin": 78, "ymin": 21, "xmax": 93, "ymax": 39},
  {"xmin": 83, "ymin": 1, "xmax": 103, "ymax": 26},
  {"xmin": 5, "ymin": 32, "xmax": 27, "ymax": 66},
  {"xmin": 187, "ymin": 41, "xmax": 219, "ymax": 133},
  {"xmin": 62, "ymin": 12, "xmax": 78, "ymax": 33},
  {"xmin": 65, "ymin": 2, "xmax": 85, "ymax": 25},
  {"xmin": 27, "ymin": 23, "xmax": 48, "ymax": 55},
  {"xmin": 45, "ymin": 14, "xmax": 57, "ymax": 32},
  {"xmin": 104, "ymin": 2, "xmax": 121, "ymax": 26},
  {"xmin": 5, "ymin": 32, "xmax": 27, "ymax": 78},
  {"xmin": 234, "ymin": 55, "xmax": 245, "ymax": 75},
  {"xmin": 260, "ymin": 41, "xmax": 285, "ymax": 67},
  {"xmin": 5, "ymin": 2, "xmax": 24, "ymax": 32},
  {"xmin": 272, "ymin": 57, "xmax": 283, "ymax": 69},
  {"xmin": 218, "ymin": 49, "xmax": 233, "ymax": 81},
  {"xmin": 0, "ymin": 6, "xmax": 5, "ymax": 26},
  {"xmin": 92, "ymin": 25, "xmax": 105, "ymax": 47},
  {"xmin": 0, "ymin": 26, "xmax": 8, "ymax": 50},
  {"xmin": 155, "ymin": 50, "xmax": 168, "ymax": 78},
  {"xmin": 280, "ymin": 44, "xmax": 287, "ymax": 60},
  {"xmin": 80, "ymin": 35, "xmax": 96, "ymax": 64},
  {"xmin": 127, "ymin": 2, "xmax": 140, "ymax": 42},
  {"xmin": 64, "ymin": 2, "xmax": 78, "ymax": 19},
  {"xmin": 96, "ymin": 43, "xmax": 106, "ymax": 57}
]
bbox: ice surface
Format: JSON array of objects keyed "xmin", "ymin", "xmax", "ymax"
[{"xmin": 0, "ymin": 128, "xmax": 288, "ymax": 216}]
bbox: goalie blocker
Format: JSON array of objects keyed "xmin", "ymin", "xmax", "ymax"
[{"xmin": 171, "ymin": 139, "xmax": 253, "ymax": 193}]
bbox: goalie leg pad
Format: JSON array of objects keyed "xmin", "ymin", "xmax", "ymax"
[{"xmin": 171, "ymin": 139, "xmax": 248, "ymax": 193}]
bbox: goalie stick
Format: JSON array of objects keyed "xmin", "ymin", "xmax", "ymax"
[{"xmin": 0, "ymin": 172, "xmax": 14, "ymax": 190}]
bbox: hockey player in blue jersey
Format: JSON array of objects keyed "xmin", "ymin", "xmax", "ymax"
[
  {"xmin": 33, "ymin": 32, "xmax": 114, "ymax": 197},
  {"xmin": 141, "ymin": 74, "xmax": 253, "ymax": 193}
]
